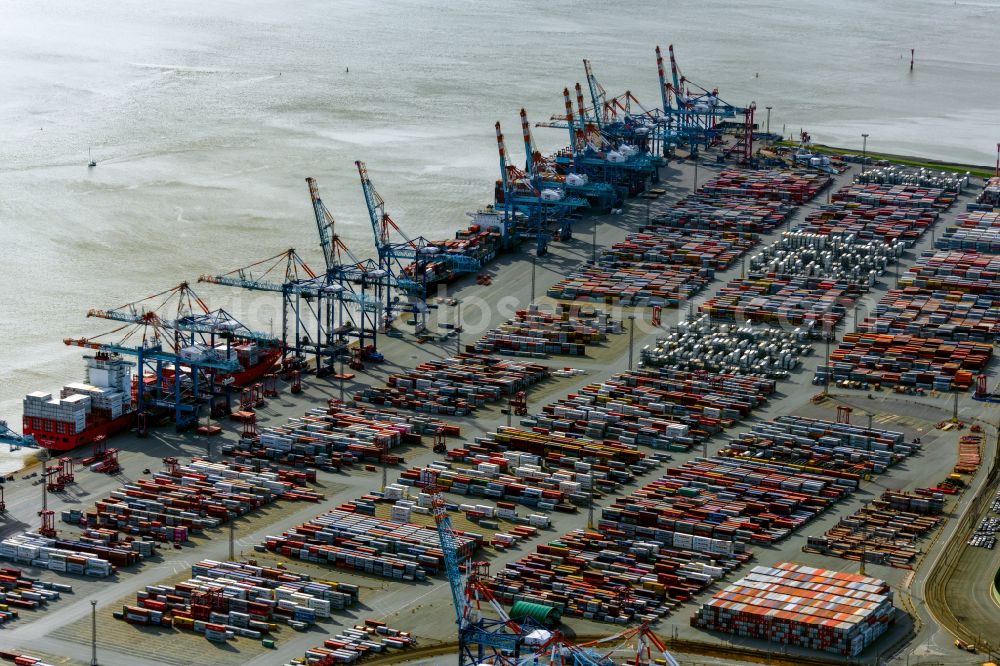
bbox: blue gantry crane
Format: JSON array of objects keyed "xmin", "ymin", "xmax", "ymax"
[
  {"xmin": 495, "ymin": 120, "xmax": 589, "ymax": 255},
  {"xmin": 64, "ymin": 322, "xmax": 240, "ymax": 434},
  {"xmin": 426, "ymin": 471, "xmax": 526, "ymax": 665},
  {"xmin": 356, "ymin": 160, "xmax": 480, "ymax": 304},
  {"xmin": 201, "ymin": 177, "xmax": 385, "ymax": 375},
  {"xmin": 539, "ymin": 86, "xmax": 658, "ymax": 198},
  {"xmin": 581, "ymin": 58, "xmax": 664, "ymax": 161},
  {"xmin": 519, "ymin": 107, "xmax": 618, "ymax": 211},
  {"xmin": 82, "ymin": 282, "xmax": 282, "ymax": 430},
  {"xmin": 0, "ymin": 420, "xmax": 39, "ymax": 451},
  {"xmin": 656, "ymin": 44, "xmax": 754, "ymax": 161},
  {"xmin": 87, "ymin": 282, "xmax": 277, "ymax": 348}
]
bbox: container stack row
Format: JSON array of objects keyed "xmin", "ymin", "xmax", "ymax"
[
  {"xmin": 359, "ymin": 354, "xmax": 549, "ymax": 415},
  {"xmin": 955, "ymin": 433, "xmax": 983, "ymax": 474},
  {"xmin": 691, "ymin": 562, "xmax": 894, "ymax": 657},
  {"xmin": 0, "ymin": 566, "xmax": 71, "ymax": 622},
  {"xmin": 699, "ymin": 170, "xmax": 833, "ymax": 204},
  {"xmin": 640, "ymin": 316, "xmax": 812, "ymax": 379},
  {"xmin": 814, "ymin": 332, "xmax": 992, "ymax": 391},
  {"xmin": 526, "ymin": 390, "xmax": 699, "ymax": 453},
  {"xmin": 287, "ymin": 619, "xmax": 415, "ymax": 665},
  {"xmin": 798, "ymin": 202, "xmax": 940, "ymax": 245},
  {"xmin": 797, "ymin": 169, "xmax": 955, "ymax": 245},
  {"xmin": 602, "ymin": 227, "xmax": 758, "ymax": 271},
  {"xmin": 396, "ymin": 455, "xmax": 624, "ymax": 512},
  {"xmin": 471, "ymin": 426, "xmax": 646, "ymax": 466},
  {"xmin": 747, "ymin": 231, "xmax": 902, "ymax": 286},
  {"xmin": 804, "ymin": 491, "xmax": 943, "ymax": 569},
  {"xmin": 473, "ymin": 305, "xmax": 620, "ymax": 357},
  {"xmin": 68, "ymin": 458, "xmax": 321, "ymax": 550},
  {"xmin": 488, "ymin": 526, "xmax": 749, "ymax": 625},
  {"xmin": 699, "ymin": 274, "xmax": 865, "ymax": 332},
  {"xmin": 653, "ymin": 193, "xmax": 796, "ymax": 234},
  {"xmin": 819, "ymin": 201, "xmax": 999, "ymax": 389},
  {"xmin": 485, "ymin": 413, "xmax": 893, "ymax": 626},
  {"xmin": 382, "ymin": 477, "xmax": 549, "ymax": 540},
  {"xmin": 518, "ymin": 367, "xmax": 776, "ymax": 454},
  {"xmin": 119, "ymin": 559, "xmax": 359, "ymax": 636},
  {"xmin": 249, "ymin": 402, "xmax": 456, "ymax": 470},
  {"xmin": 975, "ymin": 177, "xmax": 1000, "ymax": 208},
  {"xmin": 854, "ymin": 166, "xmax": 969, "ymax": 193},
  {"xmin": 833, "ymin": 182, "xmax": 956, "ymax": 210},
  {"xmin": 545, "ymin": 263, "xmax": 710, "ymax": 307},
  {"xmin": 0, "ymin": 533, "xmax": 118, "ymax": 577},
  {"xmin": 624, "ymin": 455, "xmax": 858, "ymax": 545},
  {"xmin": 610, "ymin": 369, "xmax": 777, "ymax": 425},
  {"xmin": 898, "ymin": 250, "xmax": 1000, "ymax": 295},
  {"xmin": 935, "ymin": 211, "xmax": 1000, "ymax": 252},
  {"xmin": 263, "ymin": 507, "xmax": 482, "ymax": 580},
  {"xmin": 548, "ymin": 168, "xmax": 829, "ymax": 306},
  {"xmin": 860, "ymin": 288, "xmax": 999, "ymax": 342},
  {"xmin": 717, "ymin": 415, "xmax": 911, "ymax": 475},
  {"xmin": 443, "ymin": 445, "xmax": 652, "ymax": 496}
]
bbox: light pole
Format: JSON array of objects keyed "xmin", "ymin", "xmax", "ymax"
[
  {"xmin": 765, "ymin": 106, "xmax": 772, "ymax": 145},
  {"xmin": 90, "ymin": 599, "xmax": 98, "ymax": 666},
  {"xmin": 867, "ymin": 412, "xmax": 873, "ymax": 451},
  {"xmin": 587, "ymin": 472, "xmax": 594, "ymax": 530},
  {"xmin": 529, "ymin": 255, "xmax": 536, "ymax": 305},
  {"xmin": 693, "ymin": 154, "xmax": 699, "ymax": 191},
  {"xmin": 229, "ymin": 516, "xmax": 235, "ymax": 561},
  {"xmin": 627, "ymin": 315, "xmax": 636, "ymax": 371},
  {"xmin": 861, "ymin": 133, "xmax": 869, "ymax": 174},
  {"xmin": 40, "ymin": 447, "xmax": 49, "ymax": 515},
  {"xmin": 591, "ymin": 220, "xmax": 597, "ymax": 264},
  {"xmin": 455, "ymin": 300, "xmax": 462, "ymax": 355},
  {"xmin": 823, "ymin": 334, "xmax": 831, "ymax": 396}
]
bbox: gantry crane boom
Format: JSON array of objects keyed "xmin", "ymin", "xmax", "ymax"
[
  {"xmin": 308, "ymin": 176, "xmax": 338, "ymax": 272},
  {"xmin": 523, "ymin": 105, "xmax": 616, "ymax": 210},
  {"xmin": 659, "ymin": 44, "xmax": 747, "ymax": 157},
  {"xmin": 582, "ymin": 59, "xmax": 606, "ymax": 133},
  {"xmin": 87, "ymin": 283, "xmax": 276, "ymax": 345},
  {"xmin": 356, "ymin": 160, "xmax": 479, "ymax": 305},
  {"xmin": 0, "ymin": 420, "xmax": 39, "ymax": 450}
]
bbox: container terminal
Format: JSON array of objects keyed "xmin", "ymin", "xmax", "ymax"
[{"xmin": 1, "ymin": 46, "xmax": 999, "ymax": 666}]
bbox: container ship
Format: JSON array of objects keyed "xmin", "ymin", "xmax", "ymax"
[
  {"xmin": 23, "ymin": 352, "xmax": 136, "ymax": 451},
  {"xmin": 24, "ymin": 342, "xmax": 282, "ymax": 452},
  {"xmin": 170, "ymin": 340, "xmax": 284, "ymax": 388},
  {"xmin": 401, "ymin": 220, "xmax": 503, "ymax": 289}
]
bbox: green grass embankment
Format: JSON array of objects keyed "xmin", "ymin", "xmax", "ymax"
[{"xmin": 775, "ymin": 141, "xmax": 996, "ymax": 180}]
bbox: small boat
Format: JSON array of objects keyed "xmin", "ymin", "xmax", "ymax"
[{"xmin": 88, "ymin": 147, "xmax": 96, "ymax": 168}]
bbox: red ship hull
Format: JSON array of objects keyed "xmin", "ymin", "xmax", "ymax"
[
  {"xmin": 154, "ymin": 348, "xmax": 283, "ymax": 388},
  {"xmin": 23, "ymin": 411, "xmax": 136, "ymax": 452},
  {"xmin": 23, "ymin": 349, "xmax": 282, "ymax": 453},
  {"xmin": 225, "ymin": 348, "xmax": 283, "ymax": 386}
]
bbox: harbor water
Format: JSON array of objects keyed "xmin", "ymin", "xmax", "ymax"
[{"xmin": 2, "ymin": 0, "xmax": 1000, "ymax": 472}]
